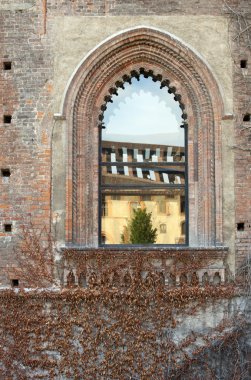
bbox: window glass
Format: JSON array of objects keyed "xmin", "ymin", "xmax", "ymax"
[
  {"xmin": 101, "ymin": 190, "xmax": 185, "ymax": 244},
  {"xmin": 160, "ymin": 224, "xmax": 167, "ymax": 234},
  {"xmin": 101, "ymin": 75, "xmax": 186, "ymax": 245}
]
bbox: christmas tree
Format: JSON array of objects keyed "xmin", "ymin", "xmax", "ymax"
[{"xmin": 121, "ymin": 208, "xmax": 157, "ymax": 244}]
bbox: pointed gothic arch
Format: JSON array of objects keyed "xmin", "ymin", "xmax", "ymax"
[{"xmin": 57, "ymin": 26, "xmax": 224, "ymax": 248}]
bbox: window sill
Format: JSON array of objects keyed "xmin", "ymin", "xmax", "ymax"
[
  {"xmin": 62, "ymin": 245, "xmax": 229, "ymax": 259},
  {"xmin": 62, "ymin": 246, "xmax": 229, "ymax": 288}
]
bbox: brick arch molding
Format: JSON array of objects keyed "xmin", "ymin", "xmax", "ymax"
[{"xmin": 59, "ymin": 26, "xmax": 224, "ymax": 248}]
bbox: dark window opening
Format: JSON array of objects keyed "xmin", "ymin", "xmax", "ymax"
[
  {"xmin": 3, "ymin": 115, "xmax": 12, "ymax": 124},
  {"xmin": 158, "ymin": 200, "xmax": 166, "ymax": 214},
  {"xmin": 11, "ymin": 279, "xmax": 19, "ymax": 287},
  {"xmin": 243, "ymin": 114, "xmax": 251, "ymax": 122},
  {"xmin": 67, "ymin": 271, "xmax": 75, "ymax": 287},
  {"xmin": 237, "ymin": 222, "xmax": 244, "ymax": 231},
  {"xmin": 240, "ymin": 60, "xmax": 247, "ymax": 69},
  {"xmin": 102, "ymin": 201, "xmax": 108, "ymax": 217},
  {"xmin": 181, "ymin": 221, "xmax": 186, "ymax": 235},
  {"xmin": 4, "ymin": 224, "xmax": 12, "ymax": 232},
  {"xmin": 160, "ymin": 224, "xmax": 167, "ymax": 233},
  {"xmin": 3, "ymin": 61, "xmax": 12, "ymax": 70},
  {"xmin": 1, "ymin": 169, "xmax": 11, "ymax": 177}
]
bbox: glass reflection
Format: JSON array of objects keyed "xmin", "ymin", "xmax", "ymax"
[
  {"xmin": 102, "ymin": 75, "xmax": 184, "ymax": 148},
  {"xmin": 101, "ymin": 166, "xmax": 185, "ymax": 186},
  {"xmin": 102, "ymin": 141, "xmax": 185, "ymax": 163},
  {"xmin": 101, "ymin": 190, "xmax": 186, "ymax": 245},
  {"xmin": 101, "ymin": 74, "xmax": 186, "ymax": 245}
]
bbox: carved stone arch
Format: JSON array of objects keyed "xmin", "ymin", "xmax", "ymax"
[{"xmin": 59, "ymin": 26, "xmax": 224, "ymax": 247}]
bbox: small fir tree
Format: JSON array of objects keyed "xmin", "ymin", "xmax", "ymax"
[{"xmin": 121, "ymin": 208, "xmax": 157, "ymax": 244}]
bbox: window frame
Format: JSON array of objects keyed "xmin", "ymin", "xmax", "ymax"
[{"xmin": 99, "ymin": 121, "xmax": 189, "ymax": 247}]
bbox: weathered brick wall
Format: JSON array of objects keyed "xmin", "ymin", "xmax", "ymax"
[
  {"xmin": 230, "ymin": 10, "xmax": 251, "ymax": 269},
  {"xmin": 45, "ymin": 0, "xmax": 248, "ymax": 16},
  {"xmin": 0, "ymin": 2, "xmax": 53, "ymax": 283},
  {"xmin": 0, "ymin": 0, "xmax": 251, "ymax": 285}
]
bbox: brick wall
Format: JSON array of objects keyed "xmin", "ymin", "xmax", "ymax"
[
  {"xmin": 45, "ymin": 0, "xmax": 248, "ymax": 16},
  {"xmin": 0, "ymin": 3, "xmax": 53, "ymax": 283},
  {"xmin": 231, "ymin": 9, "xmax": 251, "ymax": 268}
]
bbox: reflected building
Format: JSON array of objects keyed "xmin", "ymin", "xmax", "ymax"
[{"xmin": 101, "ymin": 140, "xmax": 186, "ymax": 245}]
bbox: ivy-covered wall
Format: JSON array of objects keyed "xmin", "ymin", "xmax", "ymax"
[{"xmin": 0, "ymin": 287, "xmax": 248, "ymax": 379}]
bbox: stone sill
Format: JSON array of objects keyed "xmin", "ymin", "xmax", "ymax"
[
  {"xmin": 62, "ymin": 246, "xmax": 229, "ymax": 260},
  {"xmin": 62, "ymin": 246, "xmax": 230, "ymax": 287}
]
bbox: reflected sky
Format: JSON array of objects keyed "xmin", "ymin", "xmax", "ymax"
[{"xmin": 103, "ymin": 75, "xmax": 184, "ymax": 146}]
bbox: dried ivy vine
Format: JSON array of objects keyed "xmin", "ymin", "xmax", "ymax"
[{"xmin": 0, "ymin": 223, "xmax": 249, "ymax": 379}]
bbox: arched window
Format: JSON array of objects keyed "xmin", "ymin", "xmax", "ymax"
[
  {"xmin": 100, "ymin": 73, "xmax": 187, "ymax": 245},
  {"xmin": 57, "ymin": 27, "xmax": 224, "ymax": 249}
]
